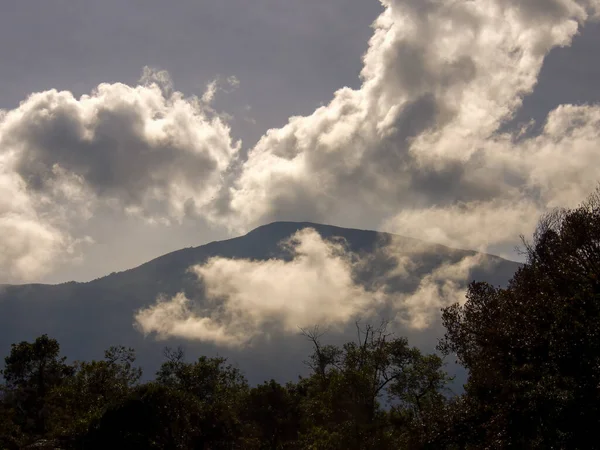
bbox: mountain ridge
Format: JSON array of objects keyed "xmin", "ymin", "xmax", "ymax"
[
  {"xmin": 1, "ymin": 221, "xmax": 518, "ymax": 288},
  {"xmin": 0, "ymin": 221, "xmax": 522, "ymax": 386}
]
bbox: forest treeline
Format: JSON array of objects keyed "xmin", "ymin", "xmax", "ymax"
[{"xmin": 3, "ymin": 189, "xmax": 600, "ymax": 449}]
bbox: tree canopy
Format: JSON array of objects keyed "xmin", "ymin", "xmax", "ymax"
[
  {"xmin": 439, "ymin": 188, "xmax": 600, "ymax": 448},
  {"xmin": 0, "ymin": 325, "xmax": 448, "ymax": 449}
]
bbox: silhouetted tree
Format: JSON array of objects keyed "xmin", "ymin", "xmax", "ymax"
[
  {"xmin": 297, "ymin": 321, "xmax": 452, "ymax": 449},
  {"xmin": 242, "ymin": 379, "xmax": 301, "ymax": 449},
  {"xmin": 155, "ymin": 348, "xmax": 249, "ymax": 448},
  {"xmin": 439, "ymin": 188, "xmax": 600, "ymax": 448},
  {"xmin": 0, "ymin": 334, "xmax": 74, "ymax": 443},
  {"xmin": 82, "ymin": 381, "xmax": 201, "ymax": 449},
  {"xmin": 46, "ymin": 346, "xmax": 142, "ymax": 440}
]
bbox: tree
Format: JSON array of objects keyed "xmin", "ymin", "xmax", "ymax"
[
  {"xmin": 155, "ymin": 347, "xmax": 249, "ymax": 448},
  {"xmin": 46, "ymin": 346, "xmax": 142, "ymax": 439},
  {"xmin": 0, "ymin": 329, "xmax": 453, "ymax": 448},
  {"xmin": 241, "ymin": 379, "xmax": 301, "ymax": 449},
  {"xmin": 439, "ymin": 188, "xmax": 600, "ymax": 448},
  {"xmin": 83, "ymin": 347, "xmax": 252, "ymax": 449},
  {"xmin": 297, "ymin": 321, "xmax": 452, "ymax": 449},
  {"xmin": 82, "ymin": 382, "xmax": 202, "ymax": 450},
  {"xmin": 0, "ymin": 335, "xmax": 74, "ymax": 440},
  {"xmin": 0, "ymin": 392, "xmax": 24, "ymax": 450}
]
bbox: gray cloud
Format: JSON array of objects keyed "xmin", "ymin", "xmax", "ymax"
[{"xmin": 0, "ymin": 70, "xmax": 240, "ymax": 282}]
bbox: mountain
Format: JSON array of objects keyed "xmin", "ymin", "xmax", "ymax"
[{"xmin": 0, "ymin": 222, "xmax": 521, "ymax": 386}]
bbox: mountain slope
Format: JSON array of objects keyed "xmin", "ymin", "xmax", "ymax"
[{"xmin": 0, "ymin": 222, "xmax": 521, "ymax": 385}]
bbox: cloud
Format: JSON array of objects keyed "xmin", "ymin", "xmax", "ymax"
[
  {"xmin": 132, "ymin": 0, "xmax": 600, "ymax": 344},
  {"xmin": 0, "ymin": 68, "xmax": 240, "ymax": 282},
  {"xmin": 0, "ymin": 156, "xmax": 88, "ymax": 282},
  {"xmin": 134, "ymin": 293, "xmax": 244, "ymax": 347},
  {"xmin": 93, "ymin": 0, "xmax": 600, "ymax": 344},
  {"xmin": 135, "ymin": 228, "xmax": 492, "ymax": 346},
  {"xmin": 384, "ymin": 102, "xmax": 600, "ymax": 250},
  {"xmin": 395, "ymin": 254, "xmax": 486, "ymax": 329},
  {"xmin": 213, "ymin": 0, "xmax": 600, "ymax": 252},
  {"xmin": 383, "ymin": 199, "xmax": 541, "ymax": 252},
  {"xmin": 139, "ymin": 66, "xmax": 174, "ymax": 97},
  {"xmin": 135, "ymin": 228, "xmax": 383, "ymax": 346},
  {"xmin": 201, "ymin": 75, "xmax": 241, "ymax": 105},
  {"xmin": 4, "ymin": 0, "xmax": 600, "ymax": 300},
  {"xmin": 361, "ymin": 234, "xmax": 494, "ymax": 330}
]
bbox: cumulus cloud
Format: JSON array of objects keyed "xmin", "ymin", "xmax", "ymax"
[
  {"xmin": 0, "ymin": 154, "xmax": 91, "ymax": 282},
  {"xmin": 135, "ymin": 228, "xmax": 492, "ymax": 346},
  {"xmin": 383, "ymin": 199, "xmax": 541, "ymax": 251},
  {"xmin": 386, "ymin": 103, "xmax": 600, "ymax": 250},
  {"xmin": 0, "ymin": 68, "xmax": 240, "ymax": 282},
  {"xmin": 139, "ymin": 66, "xmax": 174, "ymax": 97},
  {"xmin": 362, "ymin": 234, "xmax": 494, "ymax": 330},
  {"xmin": 133, "ymin": 0, "xmax": 600, "ymax": 343},
  {"xmin": 214, "ymin": 0, "xmax": 600, "ymax": 253}
]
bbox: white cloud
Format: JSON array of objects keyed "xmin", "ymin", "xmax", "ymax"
[
  {"xmin": 384, "ymin": 103, "xmax": 600, "ymax": 251},
  {"xmin": 363, "ymin": 234, "xmax": 494, "ymax": 330},
  {"xmin": 202, "ymin": 79, "xmax": 219, "ymax": 105},
  {"xmin": 0, "ymin": 156, "xmax": 85, "ymax": 282},
  {"xmin": 383, "ymin": 199, "xmax": 541, "ymax": 252},
  {"xmin": 139, "ymin": 66, "xmax": 174, "ymax": 97},
  {"xmin": 201, "ymin": 75, "xmax": 241, "ymax": 105},
  {"xmin": 0, "ymin": 70, "xmax": 240, "ymax": 282},
  {"xmin": 135, "ymin": 228, "xmax": 494, "ymax": 346},
  {"xmin": 133, "ymin": 0, "xmax": 600, "ymax": 343},
  {"xmin": 135, "ymin": 228, "xmax": 384, "ymax": 346},
  {"xmin": 395, "ymin": 254, "xmax": 486, "ymax": 330},
  {"xmin": 214, "ymin": 0, "xmax": 600, "ymax": 252},
  {"xmin": 134, "ymin": 293, "xmax": 244, "ymax": 347},
  {"xmin": 123, "ymin": 1, "xmax": 600, "ymax": 344}
]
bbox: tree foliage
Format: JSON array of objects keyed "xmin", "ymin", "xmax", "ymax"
[
  {"xmin": 0, "ymin": 327, "xmax": 450, "ymax": 449},
  {"xmin": 0, "ymin": 334, "xmax": 74, "ymax": 446},
  {"xmin": 295, "ymin": 322, "xmax": 452, "ymax": 449},
  {"xmin": 439, "ymin": 188, "xmax": 600, "ymax": 449}
]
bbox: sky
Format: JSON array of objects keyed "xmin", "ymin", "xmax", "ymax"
[{"xmin": 2, "ymin": 0, "xmax": 600, "ymax": 286}]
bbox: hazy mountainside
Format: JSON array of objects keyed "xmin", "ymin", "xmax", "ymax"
[{"xmin": 0, "ymin": 222, "xmax": 521, "ymax": 385}]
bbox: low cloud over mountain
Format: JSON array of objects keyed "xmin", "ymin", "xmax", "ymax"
[
  {"xmin": 0, "ymin": 222, "xmax": 520, "ymax": 383},
  {"xmin": 136, "ymin": 227, "xmax": 493, "ymax": 346}
]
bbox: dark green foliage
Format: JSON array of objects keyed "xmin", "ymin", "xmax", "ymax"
[
  {"xmin": 0, "ymin": 334, "xmax": 74, "ymax": 445},
  {"xmin": 439, "ymin": 188, "xmax": 600, "ymax": 449},
  {"xmin": 82, "ymin": 382, "xmax": 200, "ymax": 449},
  {"xmin": 46, "ymin": 346, "xmax": 142, "ymax": 440},
  {"xmin": 242, "ymin": 380, "xmax": 301, "ymax": 449},
  {"xmin": 0, "ymin": 338, "xmax": 143, "ymax": 448},
  {"xmin": 0, "ymin": 329, "xmax": 450, "ymax": 449},
  {"xmin": 294, "ymin": 322, "xmax": 452, "ymax": 449},
  {"xmin": 154, "ymin": 347, "xmax": 249, "ymax": 448}
]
